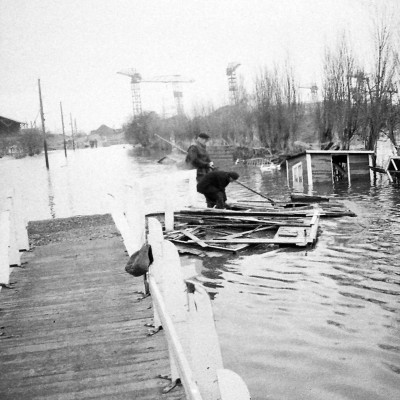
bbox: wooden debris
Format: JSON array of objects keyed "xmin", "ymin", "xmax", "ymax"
[
  {"xmin": 176, "ymin": 205, "xmax": 354, "ymax": 218},
  {"xmin": 290, "ymin": 193, "xmax": 330, "ymax": 202},
  {"xmin": 163, "ymin": 207, "xmax": 321, "ymax": 252},
  {"xmin": 182, "ymin": 229, "xmax": 208, "ymax": 248}
]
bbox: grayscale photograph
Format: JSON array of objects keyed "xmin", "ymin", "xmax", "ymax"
[{"xmin": 0, "ymin": 1, "xmax": 399, "ymax": 399}]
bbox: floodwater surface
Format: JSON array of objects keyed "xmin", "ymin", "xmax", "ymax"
[{"xmin": 1, "ymin": 145, "xmax": 399, "ymax": 400}]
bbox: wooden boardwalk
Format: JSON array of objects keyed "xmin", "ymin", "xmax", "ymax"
[{"xmin": 0, "ymin": 215, "xmax": 185, "ymax": 400}]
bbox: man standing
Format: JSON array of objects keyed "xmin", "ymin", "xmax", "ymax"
[
  {"xmin": 197, "ymin": 170, "xmax": 239, "ymax": 209},
  {"xmin": 185, "ymin": 132, "xmax": 214, "ymax": 181}
]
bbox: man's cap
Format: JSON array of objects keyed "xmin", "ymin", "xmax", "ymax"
[
  {"xmin": 198, "ymin": 132, "xmax": 210, "ymax": 139},
  {"xmin": 228, "ymin": 172, "xmax": 239, "ymax": 180}
]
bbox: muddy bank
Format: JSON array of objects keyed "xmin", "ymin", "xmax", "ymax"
[{"xmin": 27, "ymin": 214, "xmax": 121, "ymax": 247}]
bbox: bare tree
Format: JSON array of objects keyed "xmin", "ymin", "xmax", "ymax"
[
  {"xmin": 253, "ymin": 63, "xmax": 303, "ymax": 153},
  {"xmin": 254, "ymin": 67, "xmax": 275, "ymax": 150},
  {"xmin": 319, "ymin": 34, "xmax": 363, "ymax": 149},
  {"xmin": 282, "ymin": 60, "xmax": 303, "ymax": 151},
  {"xmin": 362, "ymin": 3, "xmax": 399, "ymax": 149}
]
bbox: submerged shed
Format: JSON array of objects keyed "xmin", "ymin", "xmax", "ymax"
[{"xmin": 286, "ymin": 150, "xmax": 374, "ymax": 188}]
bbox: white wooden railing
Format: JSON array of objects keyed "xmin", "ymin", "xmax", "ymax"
[
  {"xmin": 0, "ymin": 190, "xmax": 29, "ymax": 287},
  {"xmin": 110, "ymin": 171, "xmax": 251, "ymax": 400}
]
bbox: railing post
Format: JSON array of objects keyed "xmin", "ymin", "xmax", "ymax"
[
  {"xmin": 108, "ymin": 192, "xmax": 137, "ymax": 256},
  {"xmin": 188, "ymin": 170, "xmax": 197, "ymax": 207},
  {"xmin": 186, "ymin": 282, "xmax": 223, "ymax": 399},
  {"xmin": 148, "ymin": 218, "xmax": 191, "ymax": 383},
  {"xmin": 0, "ymin": 211, "xmax": 11, "ymax": 285},
  {"xmin": 4, "ymin": 192, "xmax": 21, "ymax": 267},
  {"xmin": 8, "ymin": 189, "xmax": 29, "ymax": 251},
  {"xmin": 147, "ymin": 218, "xmax": 164, "ymax": 332},
  {"xmin": 164, "ymin": 177, "xmax": 175, "ymax": 232},
  {"xmin": 125, "ymin": 183, "xmax": 145, "ymax": 252}
]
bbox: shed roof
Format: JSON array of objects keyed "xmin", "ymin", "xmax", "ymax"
[
  {"xmin": 286, "ymin": 149, "xmax": 374, "ymax": 161},
  {"xmin": 305, "ymin": 150, "xmax": 374, "ymax": 154},
  {"xmin": 0, "ymin": 115, "xmax": 25, "ymax": 125}
]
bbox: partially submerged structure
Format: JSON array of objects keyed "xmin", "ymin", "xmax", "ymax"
[
  {"xmin": 286, "ymin": 150, "xmax": 374, "ymax": 189},
  {"xmin": 384, "ymin": 156, "xmax": 400, "ymax": 184}
]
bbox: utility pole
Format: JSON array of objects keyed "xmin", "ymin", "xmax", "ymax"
[
  {"xmin": 74, "ymin": 118, "xmax": 78, "ymax": 148},
  {"xmin": 38, "ymin": 79, "xmax": 49, "ymax": 169},
  {"xmin": 59, "ymin": 102, "xmax": 67, "ymax": 158},
  {"xmin": 69, "ymin": 113, "xmax": 75, "ymax": 150}
]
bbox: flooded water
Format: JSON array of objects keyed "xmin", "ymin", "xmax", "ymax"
[{"xmin": 1, "ymin": 146, "xmax": 399, "ymax": 400}]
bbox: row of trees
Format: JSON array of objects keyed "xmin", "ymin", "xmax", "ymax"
[
  {"xmin": 318, "ymin": 16, "xmax": 399, "ymax": 150},
  {"xmin": 124, "ymin": 9, "xmax": 399, "ymax": 154}
]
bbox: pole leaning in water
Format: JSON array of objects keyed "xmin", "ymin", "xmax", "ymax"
[
  {"xmin": 59, "ymin": 102, "xmax": 67, "ymax": 158},
  {"xmin": 38, "ymin": 79, "xmax": 49, "ymax": 169},
  {"xmin": 234, "ymin": 180, "xmax": 275, "ymax": 204},
  {"xmin": 69, "ymin": 113, "xmax": 75, "ymax": 150},
  {"xmin": 155, "ymin": 133, "xmax": 187, "ymax": 154}
]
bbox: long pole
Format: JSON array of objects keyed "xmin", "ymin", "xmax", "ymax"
[
  {"xmin": 38, "ymin": 79, "xmax": 49, "ymax": 169},
  {"xmin": 234, "ymin": 180, "xmax": 275, "ymax": 204},
  {"xmin": 155, "ymin": 133, "xmax": 186, "ymax": 154},
  {"xmin": 59, "ymin": 102, "xmax": 67, "ymax": 158},
  {"xmin": 69, "ymin": 113, "xmax": 75, "ymax": 150},
  {"xmin": 74, "ymin": 119, "xmax": 78, "ymax": 149}
]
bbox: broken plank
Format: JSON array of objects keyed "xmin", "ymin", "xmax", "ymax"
[
  {"xmin": 221, "ymin": 225, "xmax": 275, "ymax": 239},
  {"xmin": 275, "ymin": 227, "xmax": 300, "ymax": 237},
  {"xmin": 182, "ymin": 230, "xmax": 208, "ymax": 248},
  {"xmin": 169, "ymin": 239, "xmax": 241, "ymax": 252},
  {"xmin": 176, "ymin": 215, "xmax": 312, "ymax": 227},
  {"xmin": 177, "ymin": 206, "xmax": 355, "ymax": 218},
  {"xmin": 290, "ymin": 194, "xmax": 330, "ymax": 202},
  {"xmin": 182, "ymin": 238, "xmax": 308, "ymax": 246}
]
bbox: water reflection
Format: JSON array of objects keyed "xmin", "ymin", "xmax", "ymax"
[
  {"xmin": 1, "ymin": 146, "xmax": 400, "ymax": 400},
  {"xmin": 46, "ymin": 170, "xmax": 56, "ymax": 219}
]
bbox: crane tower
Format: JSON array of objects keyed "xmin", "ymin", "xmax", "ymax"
[
  {"xmin": 226, "ymin": 62, "xmax": 241, "ymax": 105},
  {"xmin": 118, "ymin": 69, "xmax": 194, "ymax": 117},
  {"xmin": 117, "ymin": 68, "xmax": 143, "ymax": 116}
]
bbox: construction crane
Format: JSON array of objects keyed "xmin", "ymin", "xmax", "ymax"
[
  {"xmin": 226, "ymin": 62, "xmax": 241, "ymax": 105},
  {"xmin": 117, "ymin": 68, "xmax": 143, "ymax": 116},
  {"xmin": 299, "ymin": 83, "xmax": 319, "ymax": 103},
  {"xmin": 117, "ymin": 69, "xmax": 194, "ymax": 117}
]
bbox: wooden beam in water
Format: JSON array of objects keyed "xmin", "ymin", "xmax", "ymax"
[
  {"xmin": 221, "ymin": 225, "xmax": 275, "ymax": 239},
  {"xmin": 182, "ymin": 230, "xmax": 208, "ymax": 248},
  {"xmin": 186, "ymin": 237, "xmax": 308, "ymax": 246},
  {"xmin": 177, "ymin": 207, "xmax": 354, "ymax": 218},
  {"xmin": 170, "ymin": 239, "xmax": 247, "ymax": 252}
]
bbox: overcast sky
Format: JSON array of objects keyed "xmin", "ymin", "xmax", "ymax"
[{"xmin": 0, "ymin": 0, "xmax": 395, "ymax": 133}]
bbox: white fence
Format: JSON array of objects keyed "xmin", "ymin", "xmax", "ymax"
[
  {"xmin": 110, "ymin": 170, "xmax": 251, "ymax": 400},
  {"xmin": 0, "ymin": 190, "xmax": 29, "ymax": 287}
]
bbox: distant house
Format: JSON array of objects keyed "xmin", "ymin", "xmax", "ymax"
[
  {"xmin": 90, "ymin": 125, "xmax": 116, "ymax": 136},
  {"xmin": 0, "ymin": 115, "xmax": 26, "ymax": 136},
  {"xmin": 89, "ymin": 124, "xmax": 126, "ymax": 147},
  {"xmin": 286, "ymin": 150, "xmax": 374, "ymax": 190}
]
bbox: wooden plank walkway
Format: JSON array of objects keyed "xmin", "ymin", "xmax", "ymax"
[{"xmin": 0, "ymin": 215, "xmax": 185, "ymax": 400}]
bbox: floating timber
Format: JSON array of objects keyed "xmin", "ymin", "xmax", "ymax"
[
  {"xmin": 175, "ymin": 202, "xmax": 355, "ymax": 218},
  {"xmin": 290, "ymin": 193, "xmax": 330, "ymax": 202},
  {"xmin": 165, "ymin": 207, "xmax": 321, "ymax": 251}
]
